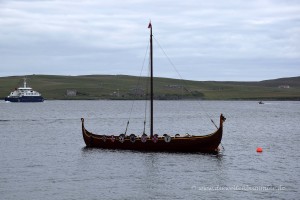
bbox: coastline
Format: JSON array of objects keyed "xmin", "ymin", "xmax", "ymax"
[{"xmin": 1, "ymin": 75, "xmax": 300, "ymax": 101}]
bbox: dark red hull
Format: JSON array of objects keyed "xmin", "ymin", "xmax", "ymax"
[{"xmin": 81, "ymin": 114, "xmax": 225, "ymax": 153}]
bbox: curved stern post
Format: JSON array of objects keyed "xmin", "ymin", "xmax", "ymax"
[
  {"xmin": 220, "ymin": 114, "xmax": 226, "ymax": 128},
  {"xmin": 81, "ymin": 118, "xmax": 90, "ymax": 147},
  {"xmin": 81, "ymin": 118, "xmax": 85, "ymax": 130}
]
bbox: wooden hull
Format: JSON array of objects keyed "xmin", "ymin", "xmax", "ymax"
[
  {"xmin": 81, "ymin": 115, "xmax": 225, "ymax": 153},
  {"xmin": 80, "ymin": 25, "xmax": 225, "ymax": 154}
]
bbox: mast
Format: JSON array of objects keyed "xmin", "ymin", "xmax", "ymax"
[
  {"xmin": 148, "ymin": 22, "xmax": 154, "ymax": 138},
  {"xmin": 23, "ymin": 77, "xmax": 27, "ymax": 88}
]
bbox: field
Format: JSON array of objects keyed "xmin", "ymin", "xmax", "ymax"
[{"xmin": 1, "ymin": 75, "xmax": 300, "ymax": 100}]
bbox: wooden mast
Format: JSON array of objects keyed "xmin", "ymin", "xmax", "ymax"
[
  {"xmin": 149, "ymin": 22, "xmax": 153, "ymax": 138},
  {"xmin": 80, "ymin": 23, "xmax": 225, "ymax": 153}
]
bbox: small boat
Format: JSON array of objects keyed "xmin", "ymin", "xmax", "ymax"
[
  {"xmin": 81, "ymin": 23, "xmax": 226, "ymax": 153},
  {"xmin": 4, "ymin": 78, "xmax": 44, "ymax": 102},
  {"xmin": 258, "ymin": 101, "xmax": 264, "ymax": 104}
]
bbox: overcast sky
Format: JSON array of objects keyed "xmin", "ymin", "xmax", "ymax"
[{"xmin": 0, "ymin": 0, "xmax": 299, "ymax": 81}]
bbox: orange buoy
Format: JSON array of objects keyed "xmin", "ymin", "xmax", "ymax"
[{"xmin": 256, "ymin": 147, "xmax": 263, "ymax": 152}]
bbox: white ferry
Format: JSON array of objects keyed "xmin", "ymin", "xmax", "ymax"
[{"xmin": 4, "ymin": 78, "xmax": 44, "ymax": 102}]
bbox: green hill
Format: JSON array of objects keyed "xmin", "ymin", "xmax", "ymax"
[{"xmin": 1, "ymin": 75, "xmax": 300, "ymax": 100}]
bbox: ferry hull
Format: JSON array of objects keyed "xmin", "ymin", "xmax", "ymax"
[{"xmin": 5, "ymin": 96, "xmax": 44, "ymax": 102}]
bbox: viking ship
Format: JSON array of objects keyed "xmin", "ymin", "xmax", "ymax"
[{"xmin": 81, "ymin": 23, "xmax": 226, "ymax": 153}]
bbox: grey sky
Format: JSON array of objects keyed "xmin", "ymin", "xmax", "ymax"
[{"xmin": 0, "ymin": 0, "xmax": 299, "ymax": 81}]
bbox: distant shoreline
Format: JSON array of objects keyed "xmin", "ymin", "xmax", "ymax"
[
  {"xmin": 2, "ymin": 97, "xmax": 299, "ymax": 101},
  {"xmin": 1, "ymin": 75, "xmax": 300, "ymax": 101}
]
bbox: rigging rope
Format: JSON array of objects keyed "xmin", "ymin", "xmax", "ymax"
[
  {"xmin": 124, "ymin": 121, "xmax": 129, "ymax": 135},
  {"xmin": 143, "ymin": 62, "xmax": 150, "ymax": 134},
  {"xmin": 153, "ymin": 36, "xmax": 217, "ymax": 129},
  {"xmin": 124, "ymin": 42, "xmax": 149, "ymax": 135},
  {"xmin": 143, "ymin": 121, "xmax": 146, "ymax": 134}
]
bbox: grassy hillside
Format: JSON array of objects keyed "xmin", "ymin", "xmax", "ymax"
[{"xmin": 1, "ymin": 75, "xmax": 300, "ymax": 100}]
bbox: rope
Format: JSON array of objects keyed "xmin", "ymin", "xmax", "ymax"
[
  {"xmin": 221, "ymin": 143, "xmax": 225, "ymax": 151},
  {"xmin": 143, "ymin": 63, "xmax": 150, "ymax": 134},
  {"xmin": 124, "ymin": 41, "xmax": 149, "ymax": 134},
  {"xmin": 124, "ymin": 121, "xmax": 129, "ymax": 135},
  {"xmin": 211, "ymin": 119, "xmax": 218, "ymax": 129},
  {"xmin": 153, "ymin": 36, "xmax": 217, "ymax": 129},
  {"xmin": 143, "ymin": 121, "xmax": 146, "ymax": 134}
]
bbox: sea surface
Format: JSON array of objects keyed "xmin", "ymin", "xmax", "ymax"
[{"xmin": 0, "ymin": 100, "xmax": 299, "ymax": 200}]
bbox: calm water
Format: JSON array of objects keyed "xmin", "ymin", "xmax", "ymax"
[{"xmin": 0, "ymin": 100, "xmax": 299, "ymax": 200}]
